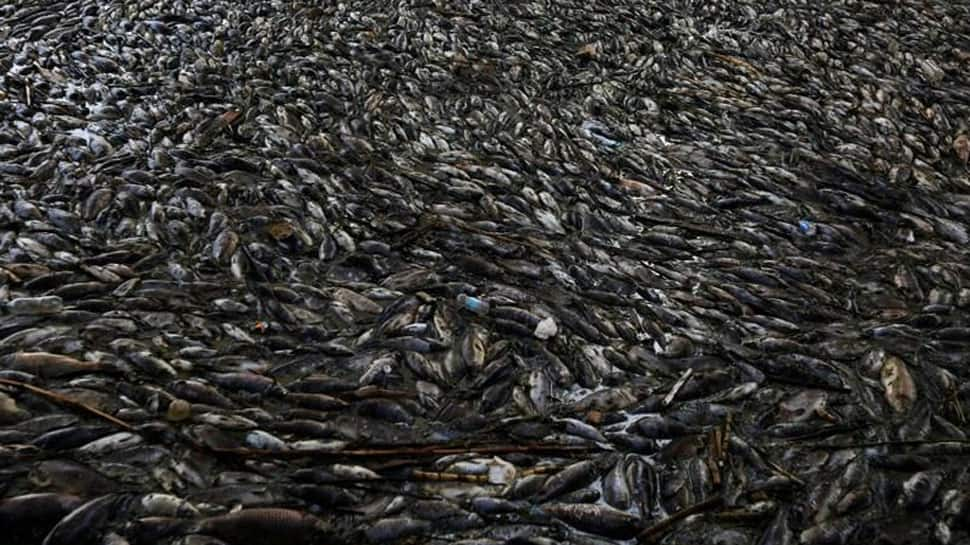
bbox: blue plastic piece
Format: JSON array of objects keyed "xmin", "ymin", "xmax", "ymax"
[
  {"xmin": 457, "ymin": 294, "xmax": 490, "ymax": 315},
  {"xmin": 798, "ymin": 219, "xmax": 815, "ymax": 236}
]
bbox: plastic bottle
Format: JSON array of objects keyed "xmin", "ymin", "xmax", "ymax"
[{"xmin": 457, "ymin": 294, "xmax": 490, "ymax": 315}]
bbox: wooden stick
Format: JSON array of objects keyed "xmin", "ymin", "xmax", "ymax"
[
  {"xmin": 803, "ymin": 438, "xmax": 970, "ymax": 450},
  {"xmin": 637, "ymin": 495, "xmax": 724, "ymax": 543},
  {"xmin": 0, "ymin": 378, "xmax": 134, "ymax": 431},
  {"xmin": 410, "ymin": 470, "xmax": 489, "ymax": 483},
  {"xmin": 663, "ymin": 368, "xmax": 693, "ymax": 408},
  {"xmin": 207, "ymin": 443, "xmax": 597, "ymax": 460}
]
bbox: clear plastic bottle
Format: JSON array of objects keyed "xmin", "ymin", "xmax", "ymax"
[{"xmin": 457, "ymin": 294, "xmax": 490, "ymax": 316}]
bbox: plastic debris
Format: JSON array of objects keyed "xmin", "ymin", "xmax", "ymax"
[
  {"xmin": 534, "ymin": 317, "xmax": 558, "ymax": 340},
  {"xmin": 457, "ymin": 294, "xmax": 490, "ymax": 316},
  {"xmin": 798, "ymin": 219, "xmax": 817, "ymax": 236}
]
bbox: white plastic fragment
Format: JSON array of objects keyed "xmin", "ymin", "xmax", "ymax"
[{"xmin": 534, "ymin": 317, "xmax": 558, "ymax": 339}]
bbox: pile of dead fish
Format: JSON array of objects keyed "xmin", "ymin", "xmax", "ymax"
[{"xmin": 2, "ymin": 0, "xmax": 970, "ymax": 543}]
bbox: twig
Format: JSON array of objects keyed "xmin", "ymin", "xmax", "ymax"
[
  {"xmin": 0, "ymin": 378, "xmax": 133, "ymax": 431},
  {"xmin": 410, "ymin": 470, "xmax": 489, "ymax": 483},
  {"xmin": 709, "ymin": 52, "xmax": 763, "ymax": 77},
  {"xmin": 803, "ymin": 438, "xmax": 970, "ymax": 450},
  {"xmin": 663, "ymin": 368, "xmax": 693, "ymax": 407},
  {"xmin": 745, "ymin": 435, "xmax": 806, "ymax": 486},
  {"xmin": 706, "ymin": 414, "xmax": 730, "ymax": 488},
  {"xmin": 637, "ymin": 495, "xmax": 725, "ymax": 543},
  {"xmin": 206, "ymin": 443, "xmax": 598, "ymax": 460},
  {"xmin": 406, "ymin": 463, "xmax": 563, "ymax": 483},
  {"xmin": 762, "ymin": 422, "xmax": 865, "ymax": 443}
]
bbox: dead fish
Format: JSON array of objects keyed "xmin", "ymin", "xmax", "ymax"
[
  {"xmin": 207, "ymin": 372, "xmax": 279, "ymax": 395},
  {"xmin": 536, "ymin": 460, "xmax": 602, "ymax": 502},
  {"xmin": 355, "ymin": 398, "xmax": 414, "ymax": 424},
  {"xmin": 528, "ymin": 368, "xmax": 553, "ymax": 414},
  {"xmin": 541, "ymin": 503, "xmax": 641, "ymax": 539},
  {"xmin": 126, "ymin": 351, "xmax": 178, "ymax": 378},
  {"xmin": 212, "ymin": 230, "xmax": 240, "ymax": 264},
  {"xmin": 630, "ymin": 414, "xmax": 699, "ymax": 438},
  {"xmin": 77, "ymin": 432, "xmax": 143, "ymax": 455},
  {"xmin": 866, "ymin": 453, "xmax": 932, "ymax": 471},
  {"xmin": 138, "ymin": 493, "xmax": 200, "ymax": 518},
  {"xmin": 170, "ymin": 536, "xmax": 232, "ymax": 545},
  {"xmin": 288, "ymin": 484, "xmax": 360, "ymax": 509},
  {"xmin": 756, "ymin": 354, "xmax": 848, "ymax": 391},
  {"xmin": 758, "ymin": 507, "xmax": 794, "ymax": 545},
  {"xmin": 602, "ymin": 457, "xmax": 632, "ymax": 510},
  {"xmin": 470, "ymin": 496, "xmax": 528, "ymax": 515},
  {"xmin": 6, "ymin": 295, "xmax": 64, "ymax": 315},
  {"xmin": 461, "ymin": 326, "xmax": 488, "ymax": 369},
  {"xmin": 0, "ymin": 493, "xmax": 85, "ymax": 545},
  {"xmin": 42, "ymin": 494, "xmax": 134, "ymax": 545},
  {"xmin": 32, "ymin": 425, "xmax": 115, "ymax": 450},
  {"xmin": 799, "ymin": 517, "xmax": 874, "ymax": 545},
  {"xmin": 169, "ymin": 380, "xmax": 235, "ymax": 408},
  {"xmin": 190, "ymin": 508, "xmax": 329, "ymax": 545},
  {"xmin": 245, "ymin": 430, "xmax": 289, "ymax": 450},
  {"xmin": 880, "ymin": 354, "xmax": 917, "ymax": 413},
  {"xmin": 364, "ymin": 517, "xmax": 430, "ymax": 543},
  {"xmin": 901, "ymin": 471, "xmax": 942, "ymax": 509},
  {"xmin": 556, "ymin": 417, "xmax": 608, "ymax": 443},
  {"xmin": 1, "ymin": 352, "xmax": 109, "ymax": 378}
]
